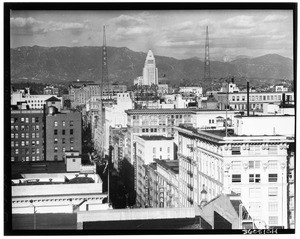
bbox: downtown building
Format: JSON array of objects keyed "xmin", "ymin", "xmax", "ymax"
[
  {"xmin": 11, "ymin": 96, "xmax": 82, "ymax": 162},
  {"xmin": 174, "ymin": 114, "xmax": 294, "ymax": 229}
]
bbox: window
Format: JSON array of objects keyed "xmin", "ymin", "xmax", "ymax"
[
  {"xmin": 62, "ymin": 130, "xmax": 65, "ymax": 135},
  {"xmin": 70, "ymin": 146, "xmax": 74, "ymax": 151},
  {"xmin": 231, "ymin": 161, "xmax": 241, "ymax": 170},
  {"xmin": 32, "ymin": 126, "xmax": 36, "ymax": 131},
  {"xmin": 54, "ymin": 121, "xmax": 58, "ymax": 127},
  {"xmin": 269, "ymin": 216, "xmax": 278, "ymax": 225},
  {"xmin": 32, "ymin": 141, "xmax": 35, "ymax": 146},
  {"xmin": 32, "ymin": 148, "xmax": 36, "ymax": 154},
  {"xmin": 36, "ymin": 125, "xmax": 39, "ymax": 131},
  {"xmin": 70, "ymin": 121, "xmax": 74, "ymax": 126},
  {"xmin": 15, "ymin": 149, "xmax": 19, "ymax": 154},
  {"xmin": 268, "ymin": 174, "xmax": 278, "ymax": 182},
  {"xmin": 62, "ymin": 121, "xmax": 66, "ymax": 127},
  {"xmin": 160, "ymin": 147, "xmax": 162, "ymax": 152},
  {"xmin": 249, "ymin": 161, "xmax": 260, "ymax": 169},
  {"xmin": 11, "ymin": 133, "xmax": 14, "ymax": 139},
  {"xmin": 32, "ymin": 156, "xmax": 36, "ymax": 161},
  {"xmin": 21, "ymin": 141, "xmax": 25, "ymax": 146},
  {"xmin": 54, "ymin": 129, "xmax": 58, "ymax": 135},
  {"xmin": 32, "ymin": 133, "xmax": 35, "ymax": 138},
  {"xmin": 36, "ymin": 156, "xmax": 40, "ymax": 161},
  {"xmin": 232, "ymin": 96, "xmax": 235, "ymax": 101},
  {"xmin": 70, "ymin": 138, "xmax": 74, "ymax": 144},
  {"xmin": 62, "ymin": 138, "xmax": 65, "ymax": 144},
  {"xmin": 249, "ymin": 188, "xmax": 261, "ymax": 198},
  {"xmin": 153, "ymin": 147, "xmax": 156, "ymax": 154},
  {"xmin": 142, "ymin": 129, "xmax": 145, "ymax": 132},
  {"xmin": 268, "ymin": 202, "xmax": 278, "ymax": 212},
  {"xmin": 25, "ymin": 118, "xmax": 29, "ymax": 123},
  {"xmin": 268, "ymin": 160, "xmax": 277, "ymax": 169},
  {"xmin": 21, "ymin": 133, "xmax": 25, "ymax": 138},
  {"xmin": 62, "ymin": 147, "xmax": 66, "ymax": 152},
  {"xmin": 268, "ymin": 145, "xmax": 278, "ymax": 155},
  {"xmin": 21, "ymin": 125, "xmax": 25, "ymax": 131},
  {"xmin": 54, "ymin": 155, "xmax": 58, "ymax": 161},
  {"xmin": 73, "ymin": 158, "xmax": 76, "ymax": 162},
  {"xmin": 21, "ymin": 117, "xmax": 24, "ymax": 123},
  {"xmin": 15, "ymin": 141, "xmax": 19, "ymax": 147},
  {"xmin": 11, "ymin": 118, "xmax": 14, "ymax": 123},
  {"xmin": 32, "ymin": 117, "xmax": 35, "ymax": 123},
  {"xmin": 35, "ymin": 117, "xmax": 39, "ymax": 122},
  {"xmin": 249, "ymin": 174, "xmax": 261, "ymax": 183},
  {"xmin": 11, "ymin": 141, "xmax": 14, "ymax": 147},
  {"xmin": 231, "ymin": 146, "xmax": 241, "ymax": 155},
  {"xmin": 232, "ymin": 174, "xmax": 241, "ymax": 183},
  {"xmin": 70, "ymin": 129, "xmax": 73, "ymax": 135},
  {"xmin": 268, "ymin": 187, "xmax": 278, "ymax": 197},
  {"xmin": 25, "ymin": 133, "xmax": 29, "ymax": 138},
  {"xmin": 36, "ymin": 149, "xmax": 40, "ymax": 154},
  {"xmin": 54, "ymin": 147, "xmax": 58, "ymax": 153},
  {"xmin": 36, "ymin": 140, "xmax": 39, "ymax": 145},
  {"xmin": 167, "ymin": 147, "xmax": 170, "ymax": 153},
  {"xmin": 54, "ymin": 138, "xmax": 58, "ymax": 144},
  {"xmin": 25, "ymin": 141, "xmax": 29, "ymax": 146}
]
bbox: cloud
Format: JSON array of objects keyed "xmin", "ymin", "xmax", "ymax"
[
  {"xmin": 222, "ymin": 15, "xmax": 256, "ymax": 28},
  {"xmin": 10, "ymin": 17, "xmax": 89, "ymax": 35},
  {"xmin": 71, "ymin": 40, "xmax": 79, "ymax": 44},
  {"xmin": 263, "ymin": 15, "xmax": 288, "ymax": 23},
  {"xmin": 110, "ymin": 14, "xmax": 146, "ymax": 28}
]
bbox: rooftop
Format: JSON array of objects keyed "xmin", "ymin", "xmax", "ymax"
[
  {"xmin": 154, "ymin": 159, "xmax": 179, "ymax": 174},
  {"xmin": 138, "ymin": 135, "xmax": 174, "ymax": 141},
  {"xmin": 126, "ymin": 108, "xmax": 238, "ymax": 115},
  {"xmin": 45, "ymin": 96, "xmax": 61, "ymax": 102}
]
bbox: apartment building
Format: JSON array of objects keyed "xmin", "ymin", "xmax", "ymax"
[{"xmin": 11, "ymin": 109, "xmax": 45, "ymax": 162}]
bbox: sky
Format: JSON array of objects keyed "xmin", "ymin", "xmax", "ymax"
[{"xmin": 10, "ymin": 10, "xmax": 294, "ymax": 60}]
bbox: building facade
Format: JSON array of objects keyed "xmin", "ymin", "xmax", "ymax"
[
  {"xmin": 175, "ymin": 124, "xmax": 293, "ymax": 229},
  {"xmin": 45, "ymin": 108, "xmax": 82, "ymax": 161},
  {"xmin": 11, "ymin": 109, "xmax": 45, "ymax": 162},
  {"xmin": 142, "ymin": 50, "xmax": 158, "ymax": 85}
]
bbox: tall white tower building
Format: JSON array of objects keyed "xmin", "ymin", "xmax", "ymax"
[{"xmin": 142, "ymin": 50, "xmax": 158, "ymax": 85}]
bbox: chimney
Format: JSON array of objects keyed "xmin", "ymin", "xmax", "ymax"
[{"xmin": 247, "ymin": 81, "xmax": 250, "ymax": 116}]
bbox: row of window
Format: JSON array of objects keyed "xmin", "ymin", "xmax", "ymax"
[
  {"xmin": 11, "ymin": 133, "xmax": 40, "ymax": 139},
  {"xmin": 231, "ymin": 94, "xmax": 282, "ymax": 102},
  {"xmin": 54, "ymin": 146, "xmax": 74, "ymax": 152},
  {"xmin": 12, "ymin": 148, "xmax": 41, "ymax": 155},
  {"xmin": 231, "ymin": 160, "xmax": 278, "ymax": 170},
  {"xmin": 11, "ymin": 156, "xmax": 41, "ymax": 162},
  {"xmin": 11, "ymin": 117, "xmax": 40, "ymax": 124},
  {"xmin": 54, "ymin": 138, "xmax": 74, "ymax": 144},
  {"xmin": 133, "ymin": 114, "xmax": 190, "ymax": 120},
  {"xmin": 11, "ymin": 140, "xmax": 40, "ymax": 147},
  {"xmin": 54, "ymin": 129, "xmax": 74, "ymax": 135},
  {"xmin": 232, "ymin": 173, "xmax": 278, "ymax": 183},
  {"xmin": 54, "ymin": 121, "xmax": 74, "ymax": 127},
  {"xmin": 11, "ymin": 125, "xmax": 41, "ymax": 131},
  {"xmin": 142, "ymin": 128, "xmax": 158, "ymax": 133}
]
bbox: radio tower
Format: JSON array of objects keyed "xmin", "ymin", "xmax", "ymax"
[
  {"xmin": 204, "ymin": 26, "xmax": 211, "ymax": 81},
  {"xmin": 102, "ymin": 25, "xmax": 109, "ymax": 99}
]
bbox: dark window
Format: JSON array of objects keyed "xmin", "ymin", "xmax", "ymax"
[
  {"xmin": 62, "ymin": 138, "xmax": 66, "ymax": 144},
  {"xmin": 269, "ymin": 174, "xmax": 278, "ymax": 182},
  {"xmin": 54, "ymin": 155, "xmax": 58, "ymax": 161},
  {"xmin": 232, "ymin": 174, "xmax": 241, "ymax": 183},
  {"xmin": 232, "ymin": 146, "xmax": 241, "ymax": 155},
  {"xmin": 62, "ymin": 130, "xmax": 65, "ymax": 135},
  {"xmin": 70, "ymin": 129, "xmax": 73, "ymax": 135},
  {"xmin": 70, "ymin": 121, "xmax": 74, "ymax": 126},
  {"xmin": 54, "ymin": 129, "xmax": 57, "ymax": 135},
  {"xmin": 249, "ymin": 174, "xmax": 261, "ymax": 183},
  {"xmin": 70, "ymin": 138, "xmax": 74, "ymax": 144}
]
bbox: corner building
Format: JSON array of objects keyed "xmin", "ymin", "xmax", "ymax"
[{"xmin": 175, "ymin": 124, "xmax": 292, "ymax": 229}]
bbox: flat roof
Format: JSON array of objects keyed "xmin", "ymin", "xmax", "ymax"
[
  {"xmin": 138, "ymin": 135, "xmax": 174, "ymax": 141},
  {"xmin": 155, "ymin": 159, "xmax": 179, "ymax": 174},
  {"xmin": 126, "ymin": 108, "xmax": 238, "ymax": 115}
]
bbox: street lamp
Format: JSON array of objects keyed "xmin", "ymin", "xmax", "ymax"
[{"xmin": 29, "ymin": 199, "xmax": 37, "ymax": 230}]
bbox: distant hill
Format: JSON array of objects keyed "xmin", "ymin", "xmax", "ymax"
[{"xmin": 10, "ymin": 46, "xmax": 293, "ymax": 90}]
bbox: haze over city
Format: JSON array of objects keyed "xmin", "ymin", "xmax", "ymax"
[{"xmin": 10, "ymin": 10, "xmax": 293, "ymax": 60}]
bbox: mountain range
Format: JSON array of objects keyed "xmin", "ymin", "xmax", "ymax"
[{"xmin": 10, "ymin": 46, "xmax": 293, "ymax": 89}]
